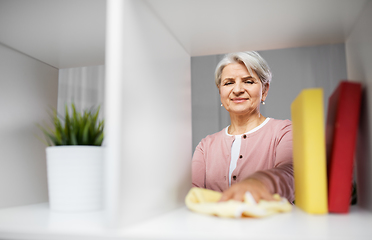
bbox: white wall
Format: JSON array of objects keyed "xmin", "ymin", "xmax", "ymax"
[
  {"xmin": 346, "ymin": 0, "xmax": 372, "ymax": 212},
  {"xmin": 0, "ymin": 43, "xmax": 58, "ymax": 208},
  {"xmin": 105, "ymin": 0, "xmax": 192, "ymax": 227}
]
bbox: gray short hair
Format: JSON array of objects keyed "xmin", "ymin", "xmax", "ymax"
[{"xmin": 215, "ymin": 51, "xmax": 272, "ymax": 88}]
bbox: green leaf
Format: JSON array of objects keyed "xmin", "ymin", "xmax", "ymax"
[
  {"xmin": 93, "ymin": 131, "xmax": 104, "ymax": 146},
  {"xmin": 82, "ymin": 119, "xmax": 91, "ymax": 145},
  {"xmin": 64, "ymin": 104, "xmax": 71, "ymax": 144},
  {"xmin": 70, "ymin": 128, "xmax": 78, "ymax": 145}
]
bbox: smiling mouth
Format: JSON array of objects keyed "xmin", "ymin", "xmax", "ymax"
[{"xmin": 232, "ymin": 98, "xmax": 248, "ymax": 103}]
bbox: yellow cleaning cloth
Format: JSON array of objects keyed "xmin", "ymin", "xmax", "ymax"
[{"xmin": 185, "ymin": 187, "xmax": 292, "ymax": 218}]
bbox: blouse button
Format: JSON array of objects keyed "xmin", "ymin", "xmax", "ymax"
[
  {"xmin": 239, "ymin": 155, "xmax": 243, "ymax": 159},
  {"xmin": 243, "ymin": 135, "xmax": 247, "ymax": 139},
  {"xmin": 233, "ymin": 176, "xmax": 237, "ymax": 180}
]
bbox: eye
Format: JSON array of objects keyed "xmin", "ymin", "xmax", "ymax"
[
  {"xmin": 242, "ymin": 77, "xmax": 255, "ymax": 84},
  {"xmin": 223, "ymin": 81, "xmax": 233, "ymax": 86}
]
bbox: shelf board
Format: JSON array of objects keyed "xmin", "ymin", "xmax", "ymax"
[{"xmin": 0, "ymin": 203, "xmax": 372, "ymax": 240}]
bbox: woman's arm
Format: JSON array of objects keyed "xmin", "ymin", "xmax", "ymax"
[
  {"xmin": 191, "ymin": 142, "xmax": 206, "ymax": 188},
  {"xmin": 247, "ymin": 162, "xmax": 294, "ymax": 202}
]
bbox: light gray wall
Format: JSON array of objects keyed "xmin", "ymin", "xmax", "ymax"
[
  {"xmin": 191, "ymin": 54, "xmax": 225, "ymax": 152},
  {"xmin": 191, "ymin": 44, "xmax": 347, "ymax": 151},
  {"xmin": 346, "ymin": 0, "xmax": 372, "ymax": 212},
  {"xmin": 0, "ymin": 43, "xmax": 58, "ymax": 208}
]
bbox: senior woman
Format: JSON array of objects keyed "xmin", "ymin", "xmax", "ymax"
[{"xmin": 192, "ymin": 51, "xmax": 294, "ymax": 203}]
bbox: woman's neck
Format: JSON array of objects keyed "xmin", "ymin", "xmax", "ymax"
[{"xmin": 228, "ymin": 112, "xmax": 266, "ymax": 135}]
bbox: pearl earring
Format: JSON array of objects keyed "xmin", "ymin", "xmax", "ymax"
[
  {"xmin": 262, "ymin": 101, "xmax": 265, "ymax": 105},
  {"xmin": 221, "ymin": 103, "xmax": 223, "ymax": 107}
]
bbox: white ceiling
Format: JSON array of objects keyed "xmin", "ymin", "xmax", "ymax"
[
  {"xmin": 146, "ymin": 0, "xmax": 369, "ymax": 56},
  {"xmin": 0, "ymin": 0, "xmax": 106, "ymax": 69},
  {"xmin": 0, "ymin": 0, "xmax": 369, "ymax": 69}
]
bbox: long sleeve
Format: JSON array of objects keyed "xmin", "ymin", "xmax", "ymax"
[
  {"xmin": 248, "ymin": 123, "xmax": 294, "ymax": 202},
  {"xmin": 192, "ymin": 142, "xmax": 206, "ymax": 188}
]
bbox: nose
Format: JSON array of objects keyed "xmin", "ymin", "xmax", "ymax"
[{"xmin": 232, "ymin": 81, "xmax": 244, "ymax": 95}]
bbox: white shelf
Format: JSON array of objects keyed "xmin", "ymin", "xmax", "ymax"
[{"xmin": 0, "ymin": 203, "xmax": 371, "ymax": 240}]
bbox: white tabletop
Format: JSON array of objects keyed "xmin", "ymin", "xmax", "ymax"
[{"xmin": 0, "ymin": 203, "xmax": 371, "ymax": 240}]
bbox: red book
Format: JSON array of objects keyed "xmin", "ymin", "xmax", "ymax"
[{"xmin": 326, "ymin": 81, "xmax": 362, "ymax": 213}]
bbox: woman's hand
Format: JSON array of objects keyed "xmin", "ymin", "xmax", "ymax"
[{"xmin": 219, "ymin": 178, "xmax": 275, "ymax": 203}]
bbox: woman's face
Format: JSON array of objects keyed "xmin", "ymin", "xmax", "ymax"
[{"xmin": 219, "ymin": 62, "xmax": 268, "ymax": 117}]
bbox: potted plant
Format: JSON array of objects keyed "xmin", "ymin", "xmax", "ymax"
[{"xmin": 38, "ymin": 103, "xmax": 104, "ymax": 212}]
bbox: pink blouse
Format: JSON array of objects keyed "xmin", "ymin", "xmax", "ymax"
[{"xmin": 192, "ymin": 118, "xmax": 294, "ymax": 202}]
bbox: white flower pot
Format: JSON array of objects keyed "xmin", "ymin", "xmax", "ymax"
[{"xmin": 46, "ymin": 146, "xmax": 103, "ymax": 212}]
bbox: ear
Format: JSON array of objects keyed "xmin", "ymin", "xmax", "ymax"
[{"xmin": 262, "ymin": 83, "xmax": 270, "ymax": 101}]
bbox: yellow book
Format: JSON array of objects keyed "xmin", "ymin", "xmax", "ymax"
[{"xmin": 291, "ymin": 88, "xmax": 328, "ymax": 214}]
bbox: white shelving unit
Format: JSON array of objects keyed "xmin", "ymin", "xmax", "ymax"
[
  {"xmin": 1, "ymin": 203, "xmax": 372, "ymax": 240},
  {"xmin": 1, "ymin": 0, "xmax": 372, "ymax": 239}
]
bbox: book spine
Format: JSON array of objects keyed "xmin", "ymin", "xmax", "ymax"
[
  {"xmin": 291, "ymin": 88, "xmax": 328, "ymax": 214},
  {"xmin": 327, "ymin": 81, "xmax": 362, "ymax": 213}
]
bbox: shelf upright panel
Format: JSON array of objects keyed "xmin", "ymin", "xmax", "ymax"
[
  {"xmin": 105, "ymin": 0, "xmax": 127, "ymax": 228},
  {"xmin": 105, "ymin": 0, "xmax": 192, "ymax": 228}
]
